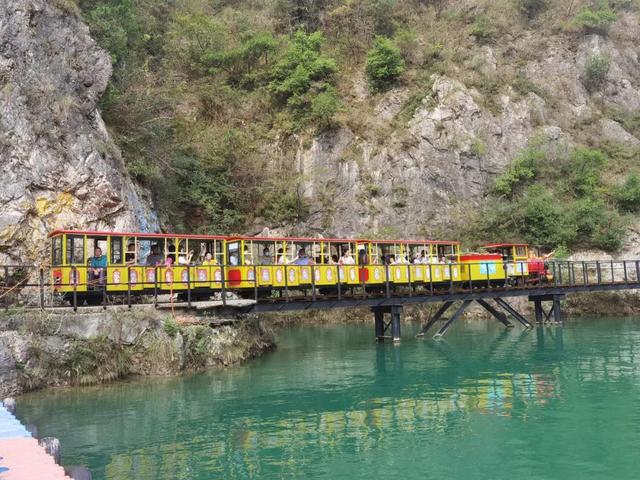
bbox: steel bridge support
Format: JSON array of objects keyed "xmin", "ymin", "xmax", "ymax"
[
  {"xmin": 529, "ymin": 294, "xmax": 564, "ymax": 324},
  {"xmin": 419, "ymin": 297, "xmax": 535, "ymax": 339},
  {"xmin": 372, "ymin": 305, "xmax": 403, "ymax": 342}
]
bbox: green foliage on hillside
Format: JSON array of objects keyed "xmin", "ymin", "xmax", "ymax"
[
  {"xmin": 73, "ymin": 0, "xmax": 639, "ymax": 247},
  {"xmin": 365, "ymin": 37, "xmax": 405, "ymax": 91},
  {"xmin": 477, "ymin": 140, "xmax": 630, "ymax": 252}
]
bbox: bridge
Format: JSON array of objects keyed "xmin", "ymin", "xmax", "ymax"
[{"xmin": 1, "ymin": 260, "xmax": 639, "ymax": 340}]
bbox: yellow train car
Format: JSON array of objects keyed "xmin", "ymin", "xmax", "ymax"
[
  {"xmin": 49, "ymin": 230, "xmax": 227, "ymax": 304},
  {"xmin": 355, "ymin": 239, "xmax": 462, "ymax": 286},
  {"xmin": 458, "ymin": 253, "xmax": 507, "ymax": 287},
  {"xmin": 482, "ymin": 243, "xmax": 530, "ymax": 281}
]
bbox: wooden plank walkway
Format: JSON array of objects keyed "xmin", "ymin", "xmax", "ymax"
[{"xmin": 0, "ymin": 404, "xmax": 71, "ymax": 479}]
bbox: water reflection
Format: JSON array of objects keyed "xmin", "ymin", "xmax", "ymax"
[{"xmin": 17, "ymin": 320, "xmax": 640, "ymax": 480}]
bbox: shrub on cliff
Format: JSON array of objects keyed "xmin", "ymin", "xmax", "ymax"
[
  {"xmin": 573, "ymin": 6, "xmax": 617, "ymax": 35},
  {"xmin": 269, "ymin": 29, "xmax": 339, "ymax": 125},
  {"xmin": 583, "ymin": 53, "xmax": 611, "ymax": 92},
  {"xmin": 365, "ymin": 37, "xmax": 405, "ymax": 91},
  {"xmin": 614, "ymin": 173, "xmax": 640, "ymax": 212}
]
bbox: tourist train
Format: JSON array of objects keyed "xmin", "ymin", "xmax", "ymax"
[{"xmin": 49, "ymin": 230, "xmax": 553, "ymax": 305}]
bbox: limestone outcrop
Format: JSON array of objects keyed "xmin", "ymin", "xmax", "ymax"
[
  {"xmin": 0, "ymin": 0, "xmax": 158, "ymax": 265},
  {"xmin": 290, "ymin": 14, "xmax": 640, "ymax": 239}
]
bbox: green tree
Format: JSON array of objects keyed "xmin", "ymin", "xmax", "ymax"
[
  {"xmin": 494, "ymin": 147, "xmax": 545, "ymax": 197},
  {"xmin": 269, "ymin": 29, "xmax": 339, "ymax": 124},
  {"xmin": 365, "ymin": 36, "xmax": 405, "ymax": 91},
  {"xmin": 614, "ymin": 173, "xmax": 640, "ymax": 212},
  {"xmin": 566, "ymin": 147, "xmax": 607, "ymax": 195}
]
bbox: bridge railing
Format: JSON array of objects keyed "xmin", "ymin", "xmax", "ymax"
[{"xmin": 1, "ymin": 260, "xmax": 640, "ymax": 311}]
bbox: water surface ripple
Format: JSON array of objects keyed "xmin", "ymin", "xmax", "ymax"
[{"xmin": 18, "ymin": 318, "xmax": 640, "ymax": 479}]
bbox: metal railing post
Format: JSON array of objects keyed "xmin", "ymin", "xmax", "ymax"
[
  {"xmin": 39, "ymin": 267, "xmax": 45, "ymax": 310},
  {"xmin": 253, "ymin": 264, "xmax": 258, "ymax": 303},
  {"xmin": 102, "ymin": 267, "xmax": 107, "ymax": 310},
  {"xmin": 407, "ymin": 265, "xmax": 412, "ymax": 297},
  {"xmin": 623, "ymin": 261, "xmax": 628, "ymax": 284},
  {"xmin": 154, "ymin": 266, "xmax": 158, "ymax": 308},
  {"xmin": 187, "ymin": 267, "xmax": 192, "ymax": 308},
  {"xmin": 220, "ymin": 264, "xmax": 227, "ymax": 306},
  {"xmin": 486, "ymin": 263, "xmax": 490, "ymax": 289},
  {"xmin": 429, "ymin": 264, "xmax": 433, "ymax": 295},
  {"xmin": 449, "ymin": 264, "xmax": 453, "ymax": 294},
  {"xmin": 284, "ymin": 264, "xmax": 290, "ymax": 302},
  {"xmin": 611, "ymin": 260, "xmax": 615, "ymax": 284},
  {"xmin": 384, "ymin": 264, "xmax": 390, "ymax": 299},
  {"xmin": 127, "ymin": 266, "xmax": 132, "ymax": 309},
  {"xmin": 311, "ymin": 266, "xmax": 317, "ymax": 302},
  {"xmin": 596, "ymin": 261, "xmax": 602, "ymax": 285},
  {"xmin": 337, "ymin": 265, "xmax": 342, "ymax": 301},
  {"xmin": 558, "ymin": 262, "xmax": 563, "ymax": 285},
  {"xmin": 72, "ymin": 267, "xmax": 78, "ymax": 312},
  {"xmin": 636, "ymin": 260, "xmax": 640, "ymax": 284}
]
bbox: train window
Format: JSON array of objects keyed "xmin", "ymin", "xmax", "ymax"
[
  {"xmin": 177, "ymin": 239, "xmax": 187, "ymax": 255},
  {"xmin": 52, "ymin": 237, "xmax": 63, "ymax": 266},
  {"xmin": 516, "ymin": 246, "xmax": 527, "ymax": 257},
  {"xmin": 66, "ymin": 236, "xmax": 85, "ymax": 265},
  {"xmin": 124, "ymin": 237, "xmax": 137, "ymax": 264},
  {"xmin": 227, "ymin": 242, "xmax": 239, "ymax": 265},
  {"xmin": 111, "ymin": 237, "xmax": 123, "ymax": 264},
  {"xmin": 137, "ymin": 239, "xmax": 153, "ymax": 264}
]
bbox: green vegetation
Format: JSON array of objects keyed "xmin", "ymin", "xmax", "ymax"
[
  {"xmin": 477, "ymin": 141, "xmax": 630, "ymax": 252},
  {"xmin": 573, "ymin": 5, "xmax": 618, "ymax": 34},
  {"xmin": 72, "ymin": 0, "xmax": 638, "ymax": 251},
  {"xmin": 365, "ymin": 37, "xmax": 405, "ymax": 91},
  {"xmin": 583, "ymin": 53, "xmax": 610, "ymax": 92}
]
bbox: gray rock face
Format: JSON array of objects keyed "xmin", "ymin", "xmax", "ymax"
[
  {"xmin": 290, "ymin": 16, "xmax": 640, "ymax": 240},
  {"xmin": 0, "ymin": 0, "xmax": 158, "ymax": 264}
]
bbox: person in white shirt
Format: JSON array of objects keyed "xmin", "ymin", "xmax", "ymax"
[{"xmin": 339, "ymin": 249, "xmax": 355, "ymax": 265}]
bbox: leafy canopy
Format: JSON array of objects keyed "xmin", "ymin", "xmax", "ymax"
[{"xmin": 365, "ymin": 37, "xmax": 405, "ymax": 91}]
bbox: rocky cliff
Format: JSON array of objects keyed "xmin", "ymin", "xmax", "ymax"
[
  {"xmin": 0, "ymin": 0, "xmax": 158, "ymax": 265},
  {"xmin": 293, "ymin": 12, "xmax": 640, "ymax": 241}
]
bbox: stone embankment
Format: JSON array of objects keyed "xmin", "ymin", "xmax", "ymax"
[{"xmin": 0, "ymin": 307, "xmax": 274, "ymax": 398}]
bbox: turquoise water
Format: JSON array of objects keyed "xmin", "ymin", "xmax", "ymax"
[{"xmin": 17, "ymin": 318, "xmax": 640, "ymax": 480}]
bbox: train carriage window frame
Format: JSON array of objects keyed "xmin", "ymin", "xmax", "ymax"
[
  {"xmin": 52, "ymin": 236, "xmax": 63, "ymax": 266},
  {"xmin": 65, "ymin": 235, "xmax": 85, "ymax": 265},
  {"xmin": 124, "ymin": 236, "xmax": 138, "ymax": 265},
  {"xmin": 110, "ymin": 236, "xmax": 123, "ymax": 265}
]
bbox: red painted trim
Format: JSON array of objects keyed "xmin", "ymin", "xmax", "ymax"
[
  {"xmin": 48, "ymin": 229, "xmax": 227, "ymax": 240},
  {"xmin": 482, "ymin": 243, "xmax": 529, "ymax": 248},
  {"xmin": 460, "ymin": 254, "xmax": 503, "ymax": 261}
]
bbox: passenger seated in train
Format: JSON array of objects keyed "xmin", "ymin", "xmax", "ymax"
[
  {"xmin": 145, "ymin": 245, "xmax": 164, "ymax": 266},
  {"xmin": 165, "ymin": 254, "xmax": 175, "ymax": 266},
  {"xmin": 276, "ymin": 248, "xmax": 287, "ymax": 264},
  {"xmin": 125, "ymin": 243, "xmax": 136, "ymax": 265},
  {"xmin": 244, "ymin": 245, "xmax": 253, "ymax": 265},
  {"xmin": 89, "ymin": 247, "xmax": 107, "ymax": 285},
  {"xmin": 292, "ymin": 248, "xmax": 313, "ymax": 266},
  {"xmin": 178, "ymin": 250, "xmax": 194, "ymax": 265},
  {"xmin": 339, "ymin": 248, "xmax": 355, "ymax": 265},
  {"xmin": 388, "ymin": 254, "xmax": 396, "ymax": 264},
  {"xmin": 201, "ymin": 252, "xmax": 216, "ymax": 265},
  {"xmin": 357, "ymin": 247, "xmax": 368, "ymax": 265},
  {"xmin": 260, "ymin": 247, "xmax": 272, "ymax": 265}
]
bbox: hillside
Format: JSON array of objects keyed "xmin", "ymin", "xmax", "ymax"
[{"xmin": 2, "ymin": 0, "xmax": 640, "ymax": 262}]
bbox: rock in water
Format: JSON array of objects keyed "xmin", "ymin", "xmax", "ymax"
[{"xmin": 0, "ymin": 0, "xmax": 158, "ymax": 265}]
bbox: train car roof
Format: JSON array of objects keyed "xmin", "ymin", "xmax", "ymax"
[
  {"xmin": 229, "ymin": 235, "xmax": 460, "ymax": 245},
  {"xmin": 483, "ymin": 243, "xmax": 530, "ymax": 248},
  {"xmin": 48, "ymin": 229, "xmax": 227, "ymax": 240}
]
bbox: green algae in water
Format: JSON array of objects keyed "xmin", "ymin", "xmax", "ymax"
[{"xmin": 17, "ymin": 318, "xmax": 640, "ymax": 479}]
